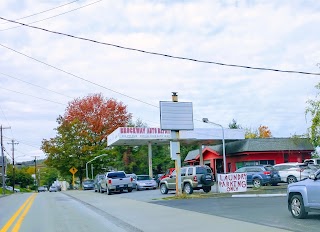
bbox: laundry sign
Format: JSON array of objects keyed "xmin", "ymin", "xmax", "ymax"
[{"xmin": 218, "ymin": 173, "xmax": 247, "ymax": 193}]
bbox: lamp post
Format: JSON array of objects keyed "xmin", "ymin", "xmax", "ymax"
[
  {"xmin": 202, "ymin": 118, "xmax": 226, "ymax": 174},
  {"xmin": 85, "ymin": 154, "xmax": 109, "ymax": 179}
]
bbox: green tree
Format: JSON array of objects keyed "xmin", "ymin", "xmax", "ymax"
[
  {"xmin": 6, "ymin": 167, "xmax": 34, "ymax": 188},
  {"xmin": 228, "ymin": 119, "xmax": 242, "ymax": 129},
  {"xmin": 306, "ymin": 83, "xmax": 320, "ymax": 147}
]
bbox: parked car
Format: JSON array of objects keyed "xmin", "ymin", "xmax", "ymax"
[
  {"xmin": 38, "ymin": 186, "xmax": 47, "ymax": 192},
  {"xmin": 94, "ymin": 174, "xmax": 105, "ymax": 192},
  {"xmin": 82, "ymin": 179, "xmax": 94, "ymax": 190},
  {"xmin": 287, "ymin": 169, "xmax": 320, "ymax": 219},
  {"xmin": 304, "ymin": 158, "xmax": 320, "ymax": 165},
  {"xmin": 234, "ymin": 165, "xmax": 281, "ymax": 188},
  {"xmin": 99, "ymin": 171, "xmax": 133, "ymax": 195},
  {"xmin": 159, "ymin": 168, "xmax": 175, "ymax": 181},
  {"xmin": 49, "ymin": 186, "xmax": 58, "ymax": 192},
  {"xmin": 5, "ymin": 186, "xmax": 20, "ymax": 192},
  {"xmin": 126, "ymin": 174, "xmax": 137, "ymax": 189},
  {"xmin": 273, "ymin": 163, "xmax": 314, "ymax": 184},
  {"xmin": 136, "ymin": 175, "xmax": 157, "ymax": 191},
  {"xmin": 154, "ymin": 174, "xmax": 164, "ymax": 187},
  {"xmin": 159, "ymin": 165, "xmax": 215, "ymax": 194}
]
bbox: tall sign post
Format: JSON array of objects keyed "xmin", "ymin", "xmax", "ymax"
[
  {"xmin": 69, "ymin": 167, "xmax": 78, "ymax": 188},
  {"xmin": 160, "ymin": 92, "xmax": 194, "ymax": 196}
]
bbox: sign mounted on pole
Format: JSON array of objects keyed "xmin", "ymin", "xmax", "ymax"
[
  {"xmin": 69, "ymin": 167, "xmax": 78, "ymax": 175},
  {"xmin": 159, "ymin": 101, "xmax": 194, "ymax": 130}
]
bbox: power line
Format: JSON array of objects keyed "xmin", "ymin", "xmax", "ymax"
[
  {"xmin": 0, "ymin": 0, "xmax": 79, "ymax": 25},
  {"xmin": 1, "ymin": 86, "xmax": 66, "ymax": 105},
  {"xmin": 0, "ymin": 0, "xmax": 103, "ymax": 32},
  {"xmin": 0, "ymin": 43, "xmax": 159, "ymax": 108},
  {"xmin": 0, "ymin": 17, "xmax": 319, "ymax": 76},
  {"xmin": 0, "ymin": 105, "xmax": 14, "ymax": 138},
  {"xmin": 0, "ymin": 72, "xmax": 73, "ymax": 99}
]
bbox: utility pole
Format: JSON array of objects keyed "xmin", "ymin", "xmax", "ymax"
[
  {"xmin": 8, "ymin": 139, "xmax": 18, "ymax": 193},
  {"xmin": 1, "ymin": 125, "xmax": 11, "ymax": 195},
  {"xmin": 32, "ymin": 156, "xmax": 40, "ymax": 189}
]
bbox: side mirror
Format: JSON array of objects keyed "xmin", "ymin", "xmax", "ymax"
[{"xmin": 309, "ymin": 174, "xmax": 316, "ymax": 180}]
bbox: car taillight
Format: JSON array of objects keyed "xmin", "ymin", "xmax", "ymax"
[
  {"xmin": 108, "ymin": 179, "xmax": 112, "ymax": 184},
  {"xmin": 263, "ymin": 171, "xmax": 271, "ymax": 175},
  {"xmin": 130, "ymin": 177, "xmax": 133, "ymax": 182},
  {"xmin": 193, "ymin": 176, "xmax": 197, "ymax": 182}
]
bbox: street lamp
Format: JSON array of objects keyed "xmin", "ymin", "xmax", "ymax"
[
  {"xmin": 85, "ymin": 154, "xmax": 109, "ymax": 179},
  {"xmin": 202, "ymin": 118, "xmax": 226, "ymax": 174}
]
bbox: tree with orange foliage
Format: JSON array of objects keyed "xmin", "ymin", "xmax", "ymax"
[
  {"xmin": 258, "ymin": 125, "xmax": 272, "ymax": 138},
  {"xmin": 42, "ymin": 93, "xmax": 132, "ymax": 183},
  {"xmin": 245, "ymin": 125, "xmax": 272, "ymax": 138}
]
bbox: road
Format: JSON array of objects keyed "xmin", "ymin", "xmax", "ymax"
[
  {"xmin": 1, "ymin": 189, "xmax": 319, "ymax": 232},
  {"xmin": 0, "ymin": 192, "xmax": 139, "ymax": 232}
]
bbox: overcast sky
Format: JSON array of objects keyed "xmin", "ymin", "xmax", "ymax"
[{"xmin": 0, "ymin": 0, "xmax": 320, "ymax": 162}]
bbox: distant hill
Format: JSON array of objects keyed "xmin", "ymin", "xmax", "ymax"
[{"xmin": 18, "ymin": 159, "xmax": 46, "ymax": 167}]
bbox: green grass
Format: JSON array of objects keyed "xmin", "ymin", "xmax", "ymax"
[{"xmin": 153, "ymin": 185, "xmax": 287, "ymax": 201}]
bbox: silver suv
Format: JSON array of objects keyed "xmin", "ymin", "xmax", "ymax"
[
  {"xmin": 287, "ymin": 169, "xmax": 320, "ymax": 219},
  {"xmin": 273, "ymin": 163, "xmax": 314, "ymax": 184},
  {"xmin": 159, "ymin": 165, "xmax": 215, "ymax": 194}
]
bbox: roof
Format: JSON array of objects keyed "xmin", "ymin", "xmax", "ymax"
[
  {"xmin": 184, "ymin": 149, "xmax": 200, "ymax": 161},
  {"xmin": 184, "ymin": 138, "xmax": 314, "ymax": 161},
  {"xmin": 224, "ymin": 138, "xmax": 314, "ymax": 154}
]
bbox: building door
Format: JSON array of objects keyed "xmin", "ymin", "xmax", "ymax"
[{"xmin": 216, "ymin": 159, "xmax": 223, "ymax": 173}]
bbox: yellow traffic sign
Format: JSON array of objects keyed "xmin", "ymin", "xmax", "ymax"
[{"xmin": 69, "ymin": 167, "xmax": 78, "ymax": 175}]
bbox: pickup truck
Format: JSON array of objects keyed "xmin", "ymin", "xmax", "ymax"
[
  {"xmin": 287, "ymin": 169, "xmax": 320, "ymax": 219},
  {"xmin": 99, "ymin": 171, "xmax": 133, "ymax": 195}
]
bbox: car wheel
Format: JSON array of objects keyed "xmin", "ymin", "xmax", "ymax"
[
  {"xmin": 253, "ymin": 178, "xmax": 261, "ymax": 188},
  {"xmin": 287, "ymin": 176, "xmax": 297, "ymax": 184},
  {"xmin": 183, "ymin": 183, "xmax": 193, "ymax": 194},
  {"xmin": 290, "ymin": 195, "xmax": 308, "ymax": 219},
  {"xmin": 203, "ymin": 186, "xmax": 211, "ymax": 193},
  {"xmin": 160, "ymin": 184, "xmax": 168, "ymax": 194},
  {"xmin": 128, "ymin": 187, "xmax": 132, "ymax": 192}
]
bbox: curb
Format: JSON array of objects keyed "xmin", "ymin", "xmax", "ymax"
[{"xmin": 232, "ymin": 193, "xmax": 287, "ymax": 198}]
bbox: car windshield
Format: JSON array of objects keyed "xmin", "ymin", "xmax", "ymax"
[
  {"xmin": 137, "ymin": 175, "xmax": 151, "ymax": 181},
  {"xmin": 196, "ymin": 167, "xmax": 212, "ymax": 174},
  {"xmin": 107, "ymin": 172, "xmax": 126, "ymax": 178},
  {"xmin": 264, "ymin": 166, "xmax": 275, "ymax": 171},
  {"xmin": 84, "ymin": 180, "xmax": 94, "ymax": 184}
]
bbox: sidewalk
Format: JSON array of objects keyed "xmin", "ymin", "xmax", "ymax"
[{"xmin": 64, "ymin": 191, "xmax": 291, "ymax": 232}]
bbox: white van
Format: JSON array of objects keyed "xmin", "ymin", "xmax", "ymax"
[{"xmin": 304, "ymin": 158, "xmax": 320, "ymax": 165}]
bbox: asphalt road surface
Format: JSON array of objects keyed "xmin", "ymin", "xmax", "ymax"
[
  {"xmin": 152, "ymin": 196, "xmax": 320, "ymax": 232},
  {"xmin": 0, "ymin": 192, "xmax": 139, "ymax": 232},
  {"xmin": 1, "ymin": 189, "xmax": 319, "ymax": 232}
]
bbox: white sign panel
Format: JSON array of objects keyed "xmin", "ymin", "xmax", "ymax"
[
  {"xmin": 218, "ymin": 173, "xmax": 247, "ymax": 193},
  {"xmin": 170, "ymin": 141, "xmax": 179, "ymax": 160},
  {"xmin": 108, "ymin": 127, "xmax": 171, "ymax": 146},
  {"xmin": 160, "ymin": 101, "xmax": 194, "ymax": 130}
]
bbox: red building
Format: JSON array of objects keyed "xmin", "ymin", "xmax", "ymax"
[{"xmin": 184, "ymin": 138, "xmax": 314, "ymax": 174}]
